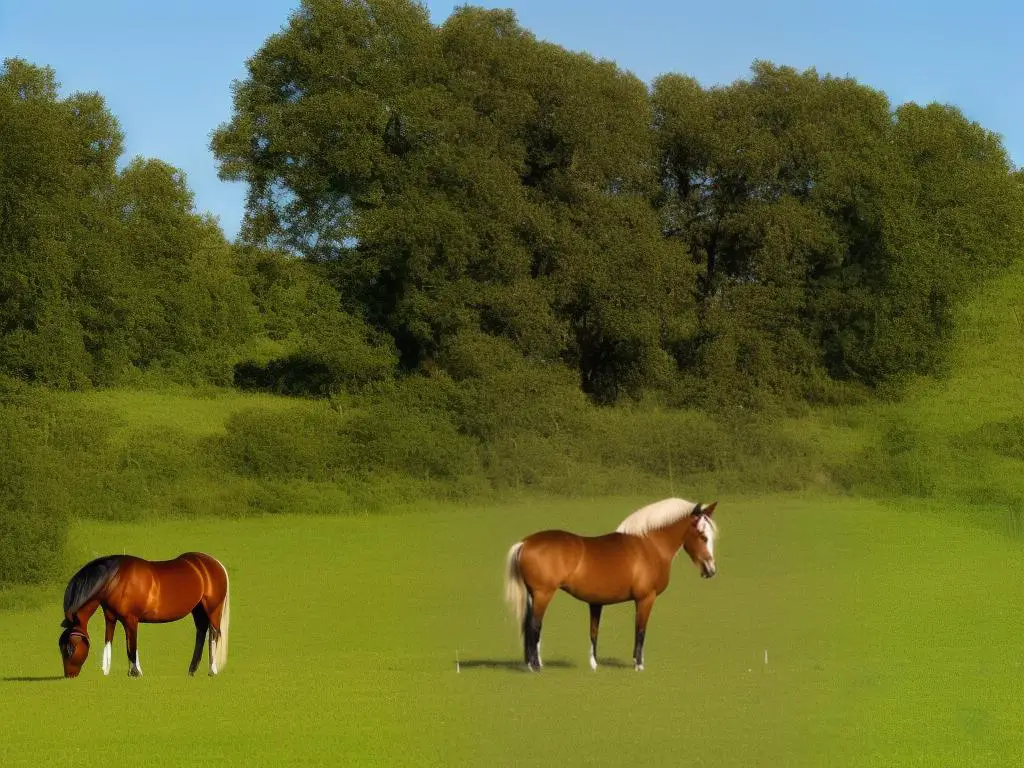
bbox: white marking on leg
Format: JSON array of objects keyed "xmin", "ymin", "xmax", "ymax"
[
  {"xmin": 102, "ymin": 642, "xmax": 111, "ymax": 675},
  {"xmin": 536, "ymin": 639, "xmax": 542, "ymax": 668},
  {"xmin": 132, "ymin": 651, "xmax": 142, "ymax": 677},
  {"xmin": 589, "ymin": 648, "xmax": 597, "ymax": 671}
]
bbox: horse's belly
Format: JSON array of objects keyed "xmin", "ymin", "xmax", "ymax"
[
  {"xmin": 545, "ymin": 535, "xmax": 648, "ymax": 604},
  {"xmin": 562, "ymin": 582, "xmax": 633, "ymax": 605},
  {"xmin": 562, "ymin": 558, "xmax": 637, "ymax": 604}
]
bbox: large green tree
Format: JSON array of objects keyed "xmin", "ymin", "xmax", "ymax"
[
  {"xmin": 0, "ymin": 60, "xmax": 114, "ymax": 386},
  {"xmin": 0, "ymin": 58, "xmax": 259, "ymax": 387},
  {"xmin": 653, "ymin": 62, "xmax": 1023, "ymax": 405},
  {"xmin": 213, "ymin": 1, "xmax": 696, "ymax": 402},
  {"xmin": 215, "ymin": 6, "xmax": 1023, "ymax": 407}
]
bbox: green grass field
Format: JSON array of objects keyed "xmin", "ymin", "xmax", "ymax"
[{"xmin": 3, "ymin": 494, "xmax": 1023, "ymax": 766}]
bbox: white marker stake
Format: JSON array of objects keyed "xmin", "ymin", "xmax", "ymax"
[
  {"xmin": 764, "ymin": 649, "xmax": 768, "ymax": 666},
  {"xmin": 455, "ymin": 650, "xmax": 460, "ymax": 674}
]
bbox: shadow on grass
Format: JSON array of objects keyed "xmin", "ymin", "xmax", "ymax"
[
  {"xmin": 456, "ymin": 657, "xmax": 635, "ymax": 672},
  {"xmin": 3, "ymin": 675, "xmax": 65, "ymax": 682},
  {"xmin": 457, "ymin": 658, "xmax": 576, "ymax": 672},
  {"xmin": 593, "ymin": 658, "xmax": 635, "ymax": 669}
]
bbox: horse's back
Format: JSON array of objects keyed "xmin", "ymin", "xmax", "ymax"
[{"xmin": 178, "ymin": 551, "xmax": 226, "ymax": 573}]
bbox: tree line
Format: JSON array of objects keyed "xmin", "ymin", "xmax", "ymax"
[{"xmin": 3, "ymin": 0, "xmax": 1022, "ymax": 409}]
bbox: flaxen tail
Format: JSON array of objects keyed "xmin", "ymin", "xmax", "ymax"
[
  {"xmin": 504, "ymin": 542, "xmax": 527, "ymax": 637},
  {"xmin": 214, "ymin": 559, "xmax": 230, "ymax": 671}
]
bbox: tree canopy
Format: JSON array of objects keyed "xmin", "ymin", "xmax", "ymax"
[
  {"xmin": 213, "ymin": 1, "xmax": 1023, "ymax": 407},
  {"xmin": 2, "ymin": 2, "xmax": 1021, "ymax": 407},
  {"xmin": 0, "ymin": 58, "xmax": 257, "ymax": 387}
]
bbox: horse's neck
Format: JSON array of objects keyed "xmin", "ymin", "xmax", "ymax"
[
  {"xmin": 69, "ymin": 597, "xmax": 101, "ymax": 628},
  {"xmin": 646, "ymin": 516, "xmax": 692, "ymax": 561}
]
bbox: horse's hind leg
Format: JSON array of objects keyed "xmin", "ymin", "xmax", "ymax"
[
  {"xmin": 202, "ymin": 570, "xmax": 229, "ymax": 676},
  {"xmin": 205, "ymin": 602, "xmax": 227, "ymax": 676},
  {"xmin": 526, "ymin": 589, "xmax": 555, "ymax": 671},
  {"xmin": 522, "ymin": 592, "xmax": 534, "ymax": 667},
  {"xmin": 123, "ymin": 616, "xmax": 142, "ymax": 677},
  {"xmin": 188, "ymin": 606, "xmax": 210, "ymax": 677}
]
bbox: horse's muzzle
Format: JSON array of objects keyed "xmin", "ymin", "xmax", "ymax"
[{"xmin": 701, "ymin": 563, "xmax": 717, "ymax": 579}]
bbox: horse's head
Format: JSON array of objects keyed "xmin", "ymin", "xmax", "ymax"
[
  {"xmin": 682, "ymin": 502, "xmax": 718, "ymax": 578},
  {"xmin": 58, "ymin": 626, "xmax": 90, "ymax": 678}
]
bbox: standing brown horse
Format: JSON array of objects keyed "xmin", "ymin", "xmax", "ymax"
[
  {"xmin": 504, "ymin": 498, "xmax": 718, "ymax": 671},
  {"xmin": 57, "ymin": 552, "xmax": 230, "ymax": 678}
]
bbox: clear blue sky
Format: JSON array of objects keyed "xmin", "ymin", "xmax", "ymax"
[{"xmin": 3, "ymin": 1, "xmax": 1021, "ymax": 240}]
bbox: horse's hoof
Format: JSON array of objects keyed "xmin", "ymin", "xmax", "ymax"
[{"xmin": 634, "ymin": 664, "xmax": 644, "ymax": 672}]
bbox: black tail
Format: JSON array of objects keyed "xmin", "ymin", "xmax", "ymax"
[{"xmin": 62, "ymin": 555, "xmax": 122, "ymax": 624}]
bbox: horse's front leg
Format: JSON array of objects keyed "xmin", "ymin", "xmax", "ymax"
[
  {"xmin": 123, "ymin": 616, "xmax": 142, "ymax": 677},
  {"xmin": 633, "ymin": 594, "xmax": 656, "ymax": 671},
  {"xmin": 102, "ymin": 608, "xmax": 116, "ymax": 676},
  {"xmin": 589, "ymin": 604, "xmax": 603, "ymax": 670}
]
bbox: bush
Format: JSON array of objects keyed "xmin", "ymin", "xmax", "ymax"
[
  {"xmin": 340, "ymin": 397, "xmax": 482, "ymax": 480},
  {"xmin": 957, "ymin": 417, "xmax": 1024, "ymax": 460},
  {"xmin": 220, "ymin": 406, "xmax": 350, "ymax": 481},
  {"xmin": 0, "ymin": 393, "xmax": 71, "ymax": 585}
]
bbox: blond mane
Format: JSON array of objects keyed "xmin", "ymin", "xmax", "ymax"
[{"xmin": 615, "ymin": 498, "xmax": 705, "ymax": 536}]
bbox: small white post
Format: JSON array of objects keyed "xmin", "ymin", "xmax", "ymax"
[
  {"xmin": 455, "ymin": 650, "xmax": 460, "ymax": 674},
  {"xmin": 764, "ymin": 648, "xmax": 768, "ymax": 666}
]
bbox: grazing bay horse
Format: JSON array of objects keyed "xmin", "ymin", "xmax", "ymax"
[
  {"xmin": 504, "ymin": 498, "xmax": 718, "ymax": 671},
  {"xmin": 57, "ymin": 552, "xmax": 230, "ymax": 678}
]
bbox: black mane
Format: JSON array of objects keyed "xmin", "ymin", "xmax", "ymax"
[{"xmin": 61, "ymin": 555, "xmax": 122, "ymax": 626}]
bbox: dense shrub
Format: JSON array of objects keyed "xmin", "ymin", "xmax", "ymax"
[
  {"xmin": 220, "ymin": 407, "xmax": 350, "ymax": 481},
  {"xmin": 957, "ymin": 417, "xmax": 1024, "ymax": 461},
  {"xmin": 341, "ymin": 399, "xmax": 481, "ymax": 480},
  {"xmin": 0, "ymin": 390, "xmax": 71, "ymax": 585}
]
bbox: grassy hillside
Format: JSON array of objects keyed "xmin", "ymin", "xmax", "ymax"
[{"xmin": 840, "ymin": 259, "xmax": 1024, "ymax": 531}]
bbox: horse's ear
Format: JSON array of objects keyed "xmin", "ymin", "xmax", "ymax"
[
  {"xmin": 691, "ymin": 504, "xmax": 704, "ymax": 518},
  {"xmin": 702, "ymin": 501, "xmax": 718, "ymax": 518}
]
